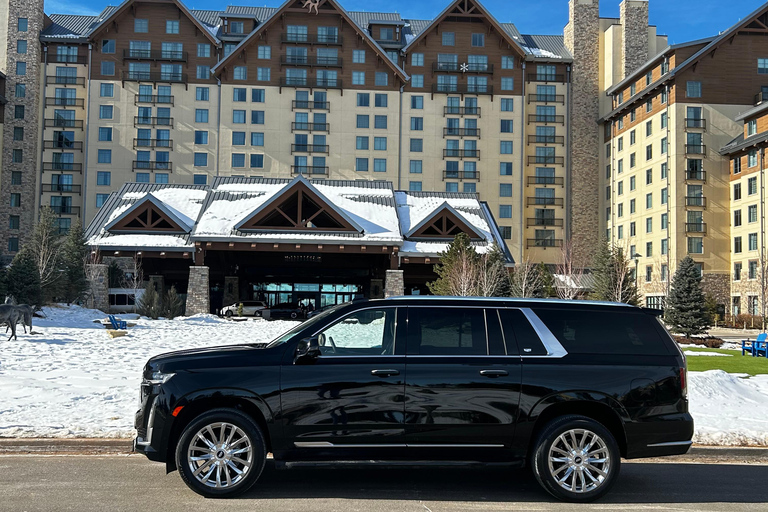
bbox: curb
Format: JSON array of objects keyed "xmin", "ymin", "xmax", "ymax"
[{"xmin": 688, "ymin": 446, "xmax": 768, "ymax": 458}]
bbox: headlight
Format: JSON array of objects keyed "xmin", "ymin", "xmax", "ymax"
[{"xmin": 143, "ymin": 371, "xmax": 175, "ymax": 385}]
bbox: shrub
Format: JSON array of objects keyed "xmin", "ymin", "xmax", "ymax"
[
  {"xmin": 163, "ymin": 285, "xmax": 183, "ymax": 319},
  {"xmin": 136, "ymin": 282, "xmax": 163, "ymax": 319}
]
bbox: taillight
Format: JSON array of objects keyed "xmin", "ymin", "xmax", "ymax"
[{"xmin": 680, "ymin": 367, "xmax": 687, "ymax": 399}]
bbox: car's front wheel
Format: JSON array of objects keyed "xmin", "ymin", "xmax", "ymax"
[
  {"xmin": 224, "ymin": 310, "xmax": 233, "ymax": 318},
  {"xmin": 176, "ymin": 408, "xmax": 266, "ymax": 498},
  {"xmin": 531, "ymin": 415, "xmax": 620, "ymax": 503}
]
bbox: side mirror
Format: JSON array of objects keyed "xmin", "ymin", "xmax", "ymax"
[{"xmin": 294, "ymin": 336, "xmax": 321, "ymax": 364}]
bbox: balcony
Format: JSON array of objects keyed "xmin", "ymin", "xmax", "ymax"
[
  {"xmin": 44, "ymin": 140, "xmax": 83, "ymax": 151},
  {"xmin": 685, "ymin": 118, "xmax": 706, "ymax": 129},
  {"xmin": 432, "ymin": 84, "xmax": 494, "ymax": 96},
  {"xmin": 528, "ymin": 94, "xmax": 565, "ymax": 104},
  {"xmin": 44, "ymin": 119, "xmax": 83, "ymax": 128},
  {"xmin": 685, "ymin": 144, "xmax": 707, "ymax": 155},
  {"xmin": 443, "ymin": 170, "xmax": 480, "ymax": 181},
  {"xmin": 121, "ymin": 71, "xmax": 187, "ymax": 84},
  {"xmin": 133, "ymin": 138, "xmax": 174, "ymax": 149},
  {"xmin": 45, "ymin": 97, "xmax": 84, "ymax": 108},
  {"xmin": 685, "ymin": 170, "xmax": 707, "ymax": 182},
  {"xmin": 42, "ymin": 162, "xmax": 83, "ymax": 172},
  {"xmin": 528, "ymin": 155, "xmax": 565, "ymax": 165},
  {"xmin": 47, "ymin": 76, "xmax": 85, "ymax": 86},
  {"xmin": 443, "ymin": 149, "xmax": 480, "ymax": 159},
  {"xmin": 292, "ymin": 100, "xmax": 330, "ymax": 111},
  {"xmin": 443, "ymin": 106, "xmax": 481, "ymax": 117},
  {"xmin": 432, "ymin": 62, "xmax": 494, "ymax": 74},
  {"xmin": 528, "ymin": 114, "xmax": 565, "ymax": 124},
  {"xmin": 756, "ymin": 91, "xmax": 768, "ymax": 105},
  {"xmin": 443, "ymin": 127, "xmax": 481, "ymax": 138},
  {"xmin": 527, "ymin": 197, "xmax": 564, "ymax": 206},
  {"xmin": 685, "ymin": 223, "xmax": 707, "ymax": 233},
  {"xmin": 526, "ymin": 218, "xmax": 564, "ymax": 227},
  {"xmin": 527, "ymin": 176, "xmax": 564, "ymax": 186},
  {"xmin": 280, "ymin": 77, "xmax": 342, "ymax": 90},
  {"xmin": 49, "ymin": 54, "xmax": 87, "ymax": 65},
  {"xmin": 527, "ymin": 238, "xmax": 564, "ymax": 248},
  {"xmin": 122, "ymin": 49, "xmax": 187, "ymax": 62},
  {"xmin": 280, "ymin": 33, "xmax": 344, "ymax": 46},
  {"xmin": 291, "ymin": 144, "xmax": 329, "ymax": 154},
  {"xmin": 527, "ymin": 135, "xmax": 565, "ymax": 145},
  {"xmin": 685, "ymin": 196, "xmax": 707, "ymax": 207},
  {"xmin": 135, "ymin": 94, "xmax": 174, "ymax": 106},
  {"xmin": 291, "ymin": 165, "xmax": 329, "ymax": 175},
  {"xmin": 49, "ymin": 205, "xmax": 81, "ymax": 216},
  {"xmin": 42, "ymin": 184, "xmax": 82, "ymax": 194},
  {"xmin": 132, "ymin": 161, "xmax": 173, "ymax": 171},
  {"xmin": 291, "ymin": 122, "xmax": 330, "ymax": 133},
  {"xmin": 527, "ymin": 74, "xmax": 566, "ymax": 83},
  {"xmin": 134, "ymin": 116, "xmax": 174, "ymax": 127},
  {"xmin": 280, "ymin": 55, "xmax": 342, "ymax": 67}
]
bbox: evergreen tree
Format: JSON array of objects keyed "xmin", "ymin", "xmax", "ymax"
[
  {"xmin": 536, "ymin": 263, "xmax": 556, "ymax": 298},
  {"xmin": 24, "ymin": 207, "xmax": 64, "ymax": 302},
  {"xmin": 163, "ymin": 285, "xmax": 184, "ymax": 319},
  {"xmin": 666, "ymin": 256, "xmax": 711, "ymax": 338},
  {"xmin": 612, "ymin": 247, "xmax": 640, "ymax": 306},
  {"xmin": 7, "ymin": 252, "xmax": 42, "ymax": 307},
  {"xmin": 60, "ymin": 220, "xmax": 89, "ymax": 304},
  {"xmin": 428, "ymin": 233, "xmax": 480, "ymax": 296},
  {"xmin": 590, "ymin": 237, "xmax": 614, "ymax": 301},
  {"xmin": 590, "ymin": 238, "xmax": 639, "ymax": 305},
  {"xmin": 107, "ymin": 261, "xmax": 123, "ymax": 288},
  {"xmin": 136, "ymin": 282, "xmax": 163, "ymax": 319}
]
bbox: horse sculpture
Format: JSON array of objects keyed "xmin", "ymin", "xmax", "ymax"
[
  {"xmin": 0, "ymin": 305, "xmax": 24, "ymax": 341},
  {"xmin": 4, "ymin": 304, "xmax": 33, "ymax": 335}
]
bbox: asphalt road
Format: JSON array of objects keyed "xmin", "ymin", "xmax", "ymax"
[{"xmin": 1, "ymin": 455, "xmax": 767, "ymax": 512}]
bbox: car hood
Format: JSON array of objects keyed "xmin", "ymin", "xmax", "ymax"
[{"xmin": 146, "ymin": 343, "xmax": 275, "ymax": 373}]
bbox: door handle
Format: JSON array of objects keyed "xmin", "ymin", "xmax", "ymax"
[
  {"xmin": 479, "ymin": 370, "xmax": 509, "ymax": 377},
  {"xmin": 371, "ymin": 369, "xmax": 400, "ymax": 377}
]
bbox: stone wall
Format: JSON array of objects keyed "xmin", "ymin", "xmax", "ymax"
[
  {"xmin": 186, "ymin": 266, "xmax": 210, "ymax": 316},
  {"xmin": 565, "ymin": 0, "xmax": 601, "ymax": 264},
  {"xmin": 85, "ymin": 264, "xmax": 109, "ymax": 312},
  {"xmin": 620, "ymin": 0, "xmax": 649, "ymax": 77},
  {"xmin": 384, "ymin": 270, "xmax": 404, "ymax": 298}
]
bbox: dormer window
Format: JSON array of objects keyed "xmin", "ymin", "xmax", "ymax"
[
  {"xmin": 230, "ymin": 21, "xmax": 244, "ymax": 34},
  {"xmin": 380, "ymin": 27, "xmax": 394, "ymax": 41}
]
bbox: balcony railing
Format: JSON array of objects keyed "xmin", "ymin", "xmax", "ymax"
[
  {"xmin": 528, "ymin": 155, "xmax": 565, "ymax": 165},
  {"xmin": 526, "ymin": 218, "xmax": 564, "ymax": 227},
  {"xmin": 45, "ymin": 97, "xmax": 84, "ymax": 107},
  {"xmin": 42, "ymin": 184, "xmax": 82, "ymax": 194},
  {"xmin": 432, "ymin": 84, "xmax": 494, "ymax": 95},
  {"xmin": 292, "ymin": 100, "xmax": 330, "ymax": 111},
  {"xmin": 133, "ymin": 138, "xmax": 174, "ymax": 149},
  {"xmin": 528, "ymin": 94, "xmax": 565, "ymax": 104},
  {"xmin": 44, "ymin": 119, "xmax": 83, "ymax": 128},
  {"xmin": 49, "ymin": 205, "xmax": 81, "ymax": 216},
  {"xmin": 280, "ymin": 77, "xmax": 342, "ymax": 89},
  {"xmin": 291, "ymin": 144, "xmax": 330, "ymax": 154},
  {"xmin": 135, "ymin": 94, "xmax": 174, "ymax": 105},
  {"xmin": 280, "ymin": 55, "xmax": 343, "ymax": 67},
  {"xmin": 756, "ymin": 91, "xmax": 768, "ymax": 105},
  {"xmin": 527, "ymin": 74, "xmax": 566, "ymax": 83},
  {"xmin": 528, "ymin": 114, "xmax": 565, "ymax": 124},
  {"xmin": 44, "ymin": 140, "xmax": 83, "ymax": 150},
  {"xmin": 527, "ymin": 176, "xmax": 564, "ymax": 186},
  {"xmin": 685, "ymin": 223, "xmax": 707, "ymax": 233},
  {"xmin": 291, "ymin": 122, "xmax": 330, "ymax": 133},
  {"xmin": 685, "ymin": 170, "xmax": 707, "ymax": 182},
  {"xmin": 685, "ymin": 196, "xmax": 707, "ymax": 207},
  {"xmin": 527, "ymin": 135, "xmax": 565, "ymax": 145},
  {"xmin": 443, "ymin": 127, "xmax": 481, "ymax": 138},
  {"xmin": 527, "ymin": 197, "xmax": 564, "ymax": 206},
  {"xmin": 685, "ymin": 144, "xmax": 707, "ymax": 155},
  {"xmin": 49, "ymin": 54, "xmax": 87, "ymax": 64},
  {"xmin": 47, "ymin": 76, "xmax": 86, "ymax": 86},
  {"xmin": 132, "ymin": 161, "xmax": 173, "ymax": 171},
  {"xmin": 280, "ymin": 33, "xmax": 344, "ymax": 45},
  {"xmin": 443, "ymin": 149, "xmax": 480, "ymax": 159},
  {"xmin": 121, "ymin": 71, "xmax": 187, "ymax": 84},
  {"xmin": 134, "ymin": 116, "xmax": 174, "ymax": 127},
  {"xmin": 527, "ymin": 238, "xmax": 564, "ymax": 248},
  {"xmin": 442, "ymin": 171, "xmax": 480, "ymax": 180},
  {"xmin": 443, "ymin": 106, "xmax": 481, "ymax": 116},
  {"xmin": 685, "ymin": 118, "xmax": 706, "ymax": 129},
  {"xmin": 42, "ymin": 162, "xmax": 83, "ymax": 172},
  {"xmin": 122, "ymin": 49, "xmax": 187, "ymax": 62},
  {"xmin": 432, "ymin": 62, "xmax": 494, "ymax": 74},
  {"xmin": 291, "ymin": 165, "xmax": 329, "ymax": 175}
]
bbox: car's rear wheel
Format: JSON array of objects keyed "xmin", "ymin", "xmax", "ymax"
[
  {"xmin": 176, "ymin": 408, "xmax": 266, "ymax": 498},
  {"xmin": 224, "ymin": 310, "xmax": 233, "ymax": 318},
  {"xmin": 531, "ymin": 415, "xmax": 620, "ymax": 503},
  {"xmin": 290, "ymin": 311, "xmax": 298, "ymax": 319}
]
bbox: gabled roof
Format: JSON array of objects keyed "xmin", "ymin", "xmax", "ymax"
[
  {"xmin": 405, "ymin": 201, "xmax": 485, "ymax": 240},
  {"xmin": 105, "ymin": 193, "xmax": 194, "ymax": 234}
]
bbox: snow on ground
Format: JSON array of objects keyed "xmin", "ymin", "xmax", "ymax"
[
  {"xmin": 1, "ymin": 305, "xmax": 768, "ymax": 445},
  {"xmin": 684, "ymin": 350, "xmax": 733, "ymax": 357}
]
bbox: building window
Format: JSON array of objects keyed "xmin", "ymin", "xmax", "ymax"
[
  {"xmin": 749, "ymin": 204, "xmax": 758, "ymax": 223},
  {"xmin": 135, "ymin": 19, "xmax": 148, "ymax": 33},
  {"xmin": 12, "ymin": 149, "xmax": 22, "ymax": 163},
  {"xmin": 98, "ymin": 127, "xmax": 112, "ymax": 141},
  {"xmin": 356, "ymin": 93, "xmax": 370, "ymax": 107},
  {"xmin": 8, "ymin": 238, "xmax": 19, "ymax": 253},
  {"xmin": 352, "ymin": 71, "xmax": 365, "ymax": 85},
  {"xmin": 374, "ymin": 137, "xmax": 387, "ymax": 150},
  {"xmin": 373, "ymin": 159, "xmax": 387, "ymax": 172},
  {"xmin": 408, "ymin": 181, "xmax": 422, "ymax": 192},
  {"xmin": 411, "ymin": 96, "xmax": 424, "ymax": 109},
  {"xmin": 375, "ymin": 72, "xmax": 388, "ymax": 86},
  {"xmin": 99, "ymin": 83, "xmax": 113, "ymax": 97},
  {"xmin": 501, "ymin": 98, "xmax": 514, "ymax": 112},
  {"xmin": 688, "ymin": 237, "xmax": 703, "ymax": 254},
  {"xmin": 96, "ymin": 171, "xmax": 111, "ymax": 186},
  {"xmin": 197, "ymin": 66, "xmax": 210, "ymax": 80},
  {"xmin": 499, "ymin": 205, "xmax": 512, "ymax": 218},
  {"xmin": 749, "ymin": 150, "xmax": 758, "ymax": 167},
  {"xmin": 374, "ymin": 115, "xmax": 387, "ymax": 129},
  {"xmin": 10, "ymin": 193, "xmax": 21, "ymax": 207},
  {"xmin": 251, "ymin": 111, "xmax": 265, "ymax": 124},
  {"xmin": 257, "ymin": 68, "xmax": 270, "ymax": 81},
  {"xmin": 411, "ymin": 75, "xmax": 424, "ymax": 88},
  {"xmin": 646, "ymin": 145, "xmax": 653, "ymax": 161},
  {"xmin": 735, "ymin": 236, "xmax": 743, "ymax": 253},
  {"xmin": 734, "ymin": 183, "xmax": 742, "ymax": 200},
  {"xmin": 501, "ymin": 120, "xmax": 513, "ymax": 133},
  {"xmin": 501, "ymin": 56, "xmax": 514, "ymax": 69},
  {"xmin": 232, "ymin": 131, "xmax": 246, "ymax": 145},
  {"xmin": 14, "ymin": 105, "xmax": 24, "ymax": 119},
  {"xmin": 749, "ymin": 177, "xmax": 758, "ymax": 195},
  {"xmin": 356, "ymin": 158, "xmax": 369, "ymax": 172},
  {"xmin": 748, "ymin": 119, "xmax": 758, "ymax": 136},
  {"xmin": 500, "ymin": 163, "xmax": 513, "ymax": 176},
  {"xmin": 232, "ymin": 110, "xmax": 246, "ymax": 124},
  {"xmin": 646, "ymin": 193, "xmax": 652, "ymax": 209},
  {"xmin": 353, "ymin": 50, "xmax": 366, "ymax": 63},
  {"xmin": 355, "ymin": 136, "xmax": 369, "ymax": 150},
  {"xmin": 17, "ymin": 40, "xmax": 27, "ymax": 54},
  {"xmin": 101, "ymin": 61, "xmax": 115, "ymax": 76},
  {"xmin": 166, "ymin": 20, "xmax": 179, "ymax": 34},
  {"xmin": 646, "ymin": 242, "xmax": 653, "ymax": 258},
  {"xmin": 500, "ymin": 184, "xmax": 513, "ymax": 197},
  {"xmin": 11, "ymin": 171, "xmax": 22, "ymax": 185},
  {"xmin": 18, "ymin": 18, "xmax": 28, "ymax": 31},
  {"xmin": 250, "ymin": 89, "xmax": 264, "ymax": 103},
  {"xmin": 686, "ymin": 81, "xmax": 702, "ymax": 98},
  {"xmin": 99, "ymin": 105, "xmax": 113, "ymax": 119},
  {"xmin": 250, "ymin": 154, "xmax": 264, "ymax": 168},
  {"xmin": 132, "ymin": 173, "xmax": 149, "ymax": 183},
  {"xmin": 646, "ymin": 217, "xmax": 653, "ymax": 233},
  {"xmin": 410, "ymin": 160, "xmax": 422, "ymax": 174},
  {"xmin": 231, "ymin": 153, "xmax": 245, "ymax": 168},
  {"xmin": 750, "ymin": 260, "xmax": 759, "ymax": 280},
  {"xmin": 198, "ymin": 43, "xmax": 211, "ymax": 58},
  {"xmin": 500, "ymin": 141, "xmax": 513, "ymax": 154},
  {"xmin": 501, "ymin": 77, "xmax": 514, "ymax": 91},
  {"xmin": 15, "ymin": 61, "xmax": 26, "ymax": 75},
  {"xmin": 194, "ymin": 153, "xmax": 208, "ymax": 167},
  {"xmin": 410, "ymin": 117, "xmax": 423, "ymax": 131},
  {"xmin": 442, "ymin": 32, "xmax": 455, "ymax": 46},
  {"xmin": 759, "ymin": 58, "xmax": 768, "ymax": 74},
  {"xmin": 233, "ymin": 88, "xmax": 247, "ymax": 102},
  {"xmin": 98, "ymin": 149, "xmax": 111, "ymax": 164},
  {"xmin": 410, "ymin": 139, "xmax": 423, "ymax": 152},
  {"xmin": 356, "ymin": 115, "xmax": 369, "ymax": 129},
  {"xmin": 735, "ymin": 209, "xmax": 743, "ymax": 227},
  {"xmin": 193, "ymin": 174, "xmax": 207, "ymax": 185},
  {"xmin": 15, "ymin": 83, "xmax": 25, "ymax": 98},
  {"xmin": 193, "ymin": 131, "xmax": 208, "ymax": 145},
  {"xmin": 500, "ymin": 226, "xmax": 512, "ymax": 239},
  {"xmin": 234, "ymin": 66, "xmax": 247, "ymax": 80},
  {"xmin": 749, "ymin": 233, "xmax": 759, "ymax": 251},
  {"xmin": 471, "ymin": 33, "xmax": 485, "ymax": 47},
  {"xmin": 152, "ymin": 173, "xmax": 167, "ymax": 184},
  {"xmin": 9, "ymin": 216, "xmax": 20, "ymax": 229},
  {"xmin": 375, "ymin": 94, "xmax": 388, "ymax": 107},
  {"xmin": 257, "ymin": 46, "xmax": 271, "ymax": 59}
]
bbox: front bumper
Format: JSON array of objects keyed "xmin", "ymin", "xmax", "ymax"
[{"xmin": 134, "ymin": 390, "xmax": 169, "ymax": 462}]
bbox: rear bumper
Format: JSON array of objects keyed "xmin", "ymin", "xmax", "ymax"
[{"xmin": 624, "ymin": 412, "xmax": 694, "ymax": 459}]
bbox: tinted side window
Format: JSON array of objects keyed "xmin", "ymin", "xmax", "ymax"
[
  {"xmin": 318, "ymin": 308, "xmax": 396, "ymax": 355},
  {"xmin": 486, "ymin": 309, "xmax": 506, "ymax": 355},
  {"xmin": 533, "ymin": 309, "xmax": 670, "ymax": 355},
  {"xmin": 499, "ymin": 308, "xmax": 546, "ymax": 355},
  {"xmin": 407, "ymin": 307, "xmax": 487, "ymax": 355}
]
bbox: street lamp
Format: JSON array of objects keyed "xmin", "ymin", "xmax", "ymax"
[{"xmin": 632, "ymin": 253, "xmax": 642, "ymax": 288}]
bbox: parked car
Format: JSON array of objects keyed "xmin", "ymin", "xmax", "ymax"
[
  {"xmin": 219, "ymin": 301, "xmax": 267, "ymax": 317},
  {"xmin": 265, "ymin": 302, "xmax": 303, "ymax": 320},
  {"xmin": 135, "ymin": 297, "xmax": 692, "ymax": 502}
]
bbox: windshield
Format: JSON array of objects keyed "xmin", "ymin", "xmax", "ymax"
[{"xmin": 264, "ymin": 303, "xmax": 346, "ymax": 348}]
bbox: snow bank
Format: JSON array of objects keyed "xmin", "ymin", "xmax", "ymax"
[{"xmin": 684, "ymin": 350, "xmax": 733, "ymax": 357}]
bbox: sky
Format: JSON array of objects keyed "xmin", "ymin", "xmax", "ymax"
[{"xmin": 45, "ymin": 0, "xmax": 767, "ymax": 45}]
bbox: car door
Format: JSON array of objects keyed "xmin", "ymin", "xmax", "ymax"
[
  {"xmin": 280, "ymin": 306, "xmax": 406, "ymax": 450},
  {"xmin": 403, "ymin": 306, "xmax": 522, "ymax": 451}
]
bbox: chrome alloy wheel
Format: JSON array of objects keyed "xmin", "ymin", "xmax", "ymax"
[
  {"xmin": 187, "ymin": 422, "xmax": 253, "ymax": 489},
  {"xmin": 547, "ymin": 428, "xmax": 611, "ymax": 494}
]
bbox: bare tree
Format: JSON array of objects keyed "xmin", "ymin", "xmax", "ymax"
[
  {"xmin": 510, "ymin": 258, "xmax": 544, "ymax": 298},
  {"xmin": 122, "ymin": 253, "xmax": 145, "ymax": 304},
  {"xmin": 83, "ymin": 248, "xmax": 101, "ymax": 309},
  {"xmin": 555, "ymin": 239, "xmax": 585, "ymax": 300},
  {"xmin": 26, "ymin": 206, "xmax": 63, "ymax": 294},
  {"xmin": 475, "ymin": 244, "xmax": 511, "ymax": 297},
  {"xmin": 446, "ymin": 248, "xmax": 479, "ymax": 296}
]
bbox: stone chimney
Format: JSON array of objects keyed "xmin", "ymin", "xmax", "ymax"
[{"xmin": 620, "ymin": 0, "xmax": 649, "ymax": 77}]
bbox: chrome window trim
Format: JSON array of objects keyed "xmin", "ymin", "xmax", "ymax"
[
  {"xmin": 519, "ymin": 308, "xmax": 568, "ymax": 358},
  {"xmin": 294, "ymin": 442, "xmax": 505, "ymax": 448}
]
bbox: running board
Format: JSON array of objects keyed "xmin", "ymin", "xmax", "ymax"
[{"xmin": 294, "ymin": 442, "xmax": 505, "ymax": 449}]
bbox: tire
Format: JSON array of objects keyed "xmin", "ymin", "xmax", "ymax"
[
  {"xmin": 531, "ymin": 415, "xmax": 620, "ymax": 503},
  {"xmin": 175, "ymin": 408, "xmax": 266, "ymax": 498},
  {"xmin": 224, "ymin": 310, "xmax": 233, "ymax": 318},
  {"xmin": 290, "ymin": 312, "xmax": 298, "ymax": 319}
]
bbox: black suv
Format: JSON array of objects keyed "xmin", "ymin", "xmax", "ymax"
[{"xmin": 135, "ymin": 297, "xmax": 692, "ymax": 502}]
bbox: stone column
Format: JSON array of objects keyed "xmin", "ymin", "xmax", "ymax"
[
  {"xmin": 186, "ymin": 266, "xmax": 210, "ymax": 316},
  {"xmin": 620, "ymin": 0, "xmax": 649, "ymax": 77},
  {"xmin": 384, "ymin": 270, "xmax": 404, "ymax": 298},
  {"xmin": 223, "ymin": 276, "xmax": 240, "ymax": 307},
  {"xmin": 86, "ymin": 264, "xmax": 109, "ymax": 312}
]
